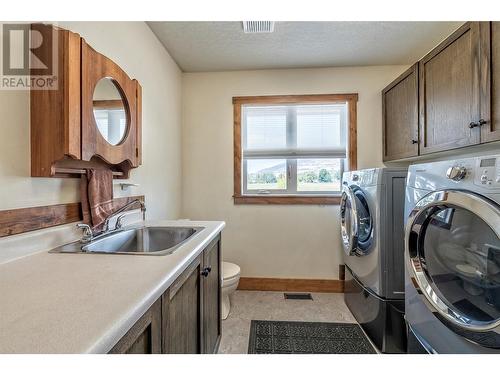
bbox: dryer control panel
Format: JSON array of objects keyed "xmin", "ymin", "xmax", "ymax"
[{"xmin": 474, "ymin": 156, "xmax": 500, "ymax": 188}]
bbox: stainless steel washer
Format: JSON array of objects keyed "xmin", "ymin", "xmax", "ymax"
[
  {"xmin": 341, "ymin": 167, "xmax": 408, "ymax": 353},
  {"xmin": 405, "ymin": 155, "xmax": 500, "ymax": 353}
]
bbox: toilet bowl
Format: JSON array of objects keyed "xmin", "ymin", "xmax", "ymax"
[{"xmin": 221, "ymin": 262, "xmax": 240, "ymax": 320}]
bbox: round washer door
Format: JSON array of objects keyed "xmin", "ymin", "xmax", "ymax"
[
  {"xmin": 340, "ymin": 185, "xmax": 373, "ymax": 256},
  {"xmin": 406, "ymin": 189, "xmax": 500, "ymax": 348}
]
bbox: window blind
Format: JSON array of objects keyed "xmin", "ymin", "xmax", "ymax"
[{"xmin": 242, "ymin": 103, "xmax": 347, "ymax": 159}]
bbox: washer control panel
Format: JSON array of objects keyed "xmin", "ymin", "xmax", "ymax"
[
  {"xmin": 446, "ymin": 165, "xmax": 467, "ymax": 181},
  {"xmin": 474, "ymin": 156, "xmax": 500, "ymax": 188},
  {"xmin": 346, "ymin": 169, "xmax": 376, "ymax": 186}
]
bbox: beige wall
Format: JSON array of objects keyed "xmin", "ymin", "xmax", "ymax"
[
  {"xmin": 181, "ymin": 66, "xmax": 408, "ymax": 279},
  {"xmin": 0, "ymin": 22, "xmax": 182, "ymax": 220}
]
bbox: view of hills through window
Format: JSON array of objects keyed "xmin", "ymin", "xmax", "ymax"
[{"xmin": 247, "ymin": 159, "xmax": 341, "ymax": 191}]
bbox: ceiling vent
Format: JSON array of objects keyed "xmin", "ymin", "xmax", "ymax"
[{"xmin": 242, "ymin": 21, "xmax": 275, "ymax": 34}]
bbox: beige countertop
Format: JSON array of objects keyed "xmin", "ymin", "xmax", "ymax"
[{"xmin": 0, "ymin": 220, "xmax": 225, "ymax": 353}]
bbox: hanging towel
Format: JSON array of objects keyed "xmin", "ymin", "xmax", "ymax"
[{"xmin": 81, "ymin": 169, "xmax": 114, "ymax": 231}]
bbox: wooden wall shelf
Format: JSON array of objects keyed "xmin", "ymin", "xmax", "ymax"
[{"xmin": 53, "ymin": 167, "xmax": 124, "ymax": 177}]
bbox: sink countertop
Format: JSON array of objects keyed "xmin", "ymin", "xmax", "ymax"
[{"xmin": 0, "ymin": 220, "xmax": 225, "ymax": 354}]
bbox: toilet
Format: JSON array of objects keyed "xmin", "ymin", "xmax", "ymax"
[{"xmin": 221, "ymin": 262, "xmax": 241, "ymax": 320}]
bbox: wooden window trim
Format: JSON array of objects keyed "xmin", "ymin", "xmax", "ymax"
[
  {"xmin": 233, "ymin": 93, "xmax": 358, "ymax": 205},
  {"xmin": 92, "ymin": 99, "xmax": 124, "ymax": 110}
]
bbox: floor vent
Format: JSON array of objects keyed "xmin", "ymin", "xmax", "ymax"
[
  {"xmin": 284, "ymin": 293, "xmax": 313, "ymax": 300},
  {"xmin": 242, "ymin": 21, "xmax": 275, "ymax": 33}
]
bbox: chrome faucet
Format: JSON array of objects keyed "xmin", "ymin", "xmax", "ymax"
[
  {"xmin": 75, "ymin": 199, "xmax": 146, "ymax": 243},
  {"xmin": 76, "ymin": 223, "xmax": 94, "ymax": 243},
  {"xmin": 102, "ymin": 199, "xmax": 146, "ymax": 232}
]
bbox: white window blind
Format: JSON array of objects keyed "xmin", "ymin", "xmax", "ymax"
[{"xmin": 242, "ymin": 103, "xmax": 347, "ymax": 159}]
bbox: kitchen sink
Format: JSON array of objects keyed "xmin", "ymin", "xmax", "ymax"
[{"xmin": 49, "ymin": 226, "xmax": 203, "ymax": 255}]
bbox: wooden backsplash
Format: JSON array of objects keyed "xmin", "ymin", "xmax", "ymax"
[{"xmin": 0, "ymin": 195, "xmax": 144, "ymax": 238}]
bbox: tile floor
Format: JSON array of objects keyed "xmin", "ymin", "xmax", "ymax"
[{"xmin": 218, "ymin": 291, "xmax": 357, "ymax": 354}]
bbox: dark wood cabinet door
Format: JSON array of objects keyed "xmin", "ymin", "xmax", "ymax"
[
  {"xmin": 419, "ymin": 22, "xmax": 481, "ymax": 155},
  {"xmin": 162, "ymin": 256, "xmax": 201, "ymax": 354},
  {"xmin": 480, "ymin": 21, "xmax": 500, "ymax": 143},
  {"xmin": 109, "ymin": 300, "xmax": 161, "ymax": 354},
  {"xmin": 201, "ymin": 236, "xmax": 222, "ymax": 354},
  {"xmin": 382, "ymin": 64, "xmax": 419, "ymax": 161}
]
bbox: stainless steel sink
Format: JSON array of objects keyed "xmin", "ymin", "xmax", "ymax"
[{"xmin": 49, "ymin": 226, "xmax": 203, "ymax": 255}]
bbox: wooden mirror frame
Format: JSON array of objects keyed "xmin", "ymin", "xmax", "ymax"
[{"xmin": 81, "ymin": 40, "xmax": 141, "ymax": 168}]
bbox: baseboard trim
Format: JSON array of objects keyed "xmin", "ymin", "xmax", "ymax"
[{"xmin": 237, "ymin": 277, "xmax": 344, "ymax": 293}]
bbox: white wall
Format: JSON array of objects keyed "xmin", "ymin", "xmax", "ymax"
[
  {"xmin": 0, "ymin": 22, "xmax": 182, "ymax": 220},
  {"xmin": 181, "ymin": 66, "xmax": 408, "ymax": 279}
]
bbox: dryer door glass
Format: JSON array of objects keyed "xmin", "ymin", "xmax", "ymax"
[
  {"xmin": 422, "ymin": 206, "xmax": 500, "ymax": 324},
  {"xmin": 407, "ymin": 190, "xmax": 500, "ymax": 339}
]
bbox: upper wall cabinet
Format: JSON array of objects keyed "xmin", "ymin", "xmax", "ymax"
[
  {"xmin": 382, "ymin": 64, "xmax": 419, "ymax": 161},
  {"xmin": 480, "ymin": 22, "xmax": 500, "ymax": 143},
  {"xmin": 382, "ymin": 22, "xmax": 500, "ymax": 162},
  {"xmin": 30, "ymin": 24, "xmax": 142, "ymax": 178},
  {"xmin": 419, "ymin": 22, "xmax": 481, "ymax": 155}
]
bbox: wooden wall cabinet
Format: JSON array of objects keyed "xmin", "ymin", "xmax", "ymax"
[
  {"xmin": 480, "ymin": 22, "xmax": 500, "ymax": 143},
  {"xmin": 30, "ymin": 24, "xmax": 82, "ymax": 177},
  {"xmin": 110, "ymin": 235, "xmax": 222, "ymax": 355},
  {"xmin": 81, "ymin": 40, "xmax": 142, "ymax": 168},
  {"xmin": 419, "ymin": 22, "xmax": 481, "ymax": 155},
  {"xmin": 382, "ymin": 22, "xmax": 500, "ymax": 162},
  {"xmin": 30, "ymin": 24, "xmax": 142, "ymax": 178},
  {"xmin": 382, "ymin": 64, "xmax": 419, "ymax": 161}
]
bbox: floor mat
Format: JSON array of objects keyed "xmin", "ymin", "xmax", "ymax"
[{"xmin": 248, "ymin": 320, "xmax": 376, "ymax": 354}]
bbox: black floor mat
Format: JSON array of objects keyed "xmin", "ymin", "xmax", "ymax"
[{"xmin": 248, "ymin": 320, "xmax": 376, "ymax": 354}]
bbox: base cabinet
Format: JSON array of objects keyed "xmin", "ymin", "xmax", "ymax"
[
  {"xmin": 202, "ymin": 238, "xmax": 222, "ymax": 354},
  {"xmin": 162, "ymin": 256, "xmax": 202, "ymax": 354},
  {"xmin": 109, "ymin": 234, "xmax": 222, "ymax": 354},
  {"xmin": 109, "ymin": 300, "xmax": 162, "ymax": 354}
]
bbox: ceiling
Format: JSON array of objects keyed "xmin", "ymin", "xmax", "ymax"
[{"xmin": 147, "ymin": 21, "xmax": 463, "ymax": 72}]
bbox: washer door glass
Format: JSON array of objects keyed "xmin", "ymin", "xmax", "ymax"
[
  {"xmin": 407, "ymin": 190, "xmax": 500, "ymax": 335},
  {"xmin": 353, "ymin": 187, "xmax": 373, "ymax": 254},
  {"xmin": 340, "ymin": 186, "xmax": 358, "ymax": 256}
]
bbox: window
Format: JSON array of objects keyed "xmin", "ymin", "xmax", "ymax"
[
  {"xmin": 94, "ymin": 108, "xmax": 127, "ymax": 145},
  {"xmin": 233, "ymin": 94, "xmax": 358, "ymax": 204}
]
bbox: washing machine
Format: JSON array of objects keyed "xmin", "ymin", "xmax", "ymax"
[
  {"xmin": 341, "ymin": 167, "xmax": 408, "ymax": 353},
  {"xmin": 405, "ymin": 155, "xmax": 500, "ymax": 353}
]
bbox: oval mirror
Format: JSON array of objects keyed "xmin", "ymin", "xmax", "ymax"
[{"xmin": 92, "ymin": 78, "xmax": 128, "ymax": 145}]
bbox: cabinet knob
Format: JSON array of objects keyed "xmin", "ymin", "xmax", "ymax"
[
  {"xmin": 411, "ymin": 139, "xmax": 418, "ymax": 144},
  {"xmin": 469, "ymin": 119, "xmax": 487, "ymax": 128},
  {"xmin": 201, "ymin": 267, "xmax": 212, "ymax": 277}
]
